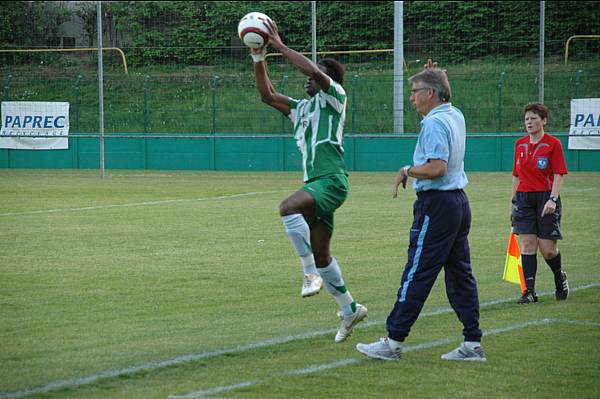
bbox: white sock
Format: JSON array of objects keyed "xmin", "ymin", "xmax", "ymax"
[
  {"xmin": 464, "ymin": 341, "xmax": 481, "ymax": 350},
  {"xmin": 300, "ymin": 255, "xmax": 318, "ymax": 275},
  {"xmin": 319, "ymin": 257, "xmax": 355, "ymax": 316},
  {"xmin": 282, "ymin": 214, "xmax": 317, "ymax": 275},
  {"xmin": 387, "ymin": 337, "xmax": 403, "ymax": 351}
]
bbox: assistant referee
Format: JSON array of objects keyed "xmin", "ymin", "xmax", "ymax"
[{"xmin": 511, "ymin": 102, "xmax": 569, "ymax": 304}]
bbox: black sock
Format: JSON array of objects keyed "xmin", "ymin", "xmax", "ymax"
[
  {"xmin": 521, "ymin": 254, "xmax": 537, "ymax": 292},
  {"xmin": 545, "ymin": 252, "xmax": 562, "ymax": 275}
]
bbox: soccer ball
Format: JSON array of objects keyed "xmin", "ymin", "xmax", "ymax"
[{"xmin": 238, "ymin": 12, "xmax": 273, "ymax": 49}]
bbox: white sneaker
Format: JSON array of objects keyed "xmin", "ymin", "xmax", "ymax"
[
  {"xmin": 441, "ymin": 342, "xmax": 486, "ymax": 362},
  {"xmin": 335, "ymin": 304, "xmax": 368, "ymax": 343},
  {"xmin": 356, "ymin": 337, "xmax": 402, "ymax": 360},
  {"xmin": 301, "ymin": 273, "xmax": 323, "ymax": 297}
]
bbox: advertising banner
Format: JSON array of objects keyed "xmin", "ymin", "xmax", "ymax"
[
  {"xmin": 0, "ymin": 101, "xmax": 69, "ymax": 150},
  {"xmin": 568, "ymin": 98, "xmax": 600, "ymax": 150}
]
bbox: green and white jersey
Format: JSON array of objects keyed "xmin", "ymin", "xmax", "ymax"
[{"xmin": 288, "ymin": 77, "xmax": 347, "ymax": 182}]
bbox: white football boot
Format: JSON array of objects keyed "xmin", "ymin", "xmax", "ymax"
[
  {"xmin": 301, "ymin": 273, "xmax": 323, "ymax": 297},
  {"xmin": 335, "ymin": 303, "xmax": 368, "ymax": 342}
]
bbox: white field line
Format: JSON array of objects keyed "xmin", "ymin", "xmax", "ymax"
[
  {"xmin": 2, "ymin": 172, "xmax": 178, "ymax": 178},
  {"xmin": 1, "ymin": 282, "xmax": 599, "ymax": 399},
  {"xmin": 171, "ymin": 381, "xmax": 259, "ymax": 399},
  {"xmin": 170, "ymin": 318, "xmax": 600, "ymax": 399},
  {"xmin": 569, "ymin": 187, "xmax": 596, "ymax": 192},
  {"xmin": 0, "ymin": 191, "xmax": 282, "ymax": 217}
]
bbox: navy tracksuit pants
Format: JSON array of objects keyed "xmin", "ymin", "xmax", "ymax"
[{"xmin": 386, "ymin": 189, "xmax": 482, "ymax": 342}]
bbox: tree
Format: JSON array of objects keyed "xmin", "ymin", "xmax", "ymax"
[{"xmin": 0, "ymin": 1, "xmax": 71, "ymax": 48}]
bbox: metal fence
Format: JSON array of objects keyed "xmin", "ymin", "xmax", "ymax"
[{"xmin": 1, "ymin": 1, "xmax": 599, "ymax": 136}]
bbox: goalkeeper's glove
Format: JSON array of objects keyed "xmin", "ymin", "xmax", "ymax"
[{"xmin": 251, "ymin": 46, "xmax": 267, "ymax": 63}]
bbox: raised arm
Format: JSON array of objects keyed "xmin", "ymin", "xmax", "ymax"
[
  {"xmin": 263, "ymin": 20, "xmax": 331, "ymax": 92},
  {"xmin": 252, "ymin": 47, "xmax": 291, "ymax": 115}
]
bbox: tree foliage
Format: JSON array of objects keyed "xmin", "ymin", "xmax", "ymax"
[
  {"xmin": 105, "ymin": 1, "xmax": 600, "ymax": 65},
  {"xmin": 0, "ymin": 1, "xmax": 71, "ymax": 48},
  {"xmin": 1, "ymin": 1, "xmax": 598, "ymax": 65},
  {"xmin": 404, "ymin": 1, "xmax": 600, "ymax": 62}
]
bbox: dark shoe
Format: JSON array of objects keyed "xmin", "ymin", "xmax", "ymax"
[
  {"xmin": 555, "ymin": 271, "xmax": 569, "ymax": 301},
  {"xmin": 517, "ymin": 290, "xmax": 538, "ymax": 304}
]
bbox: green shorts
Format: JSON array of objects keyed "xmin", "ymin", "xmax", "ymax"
[{"xmin": 301, "ymin": 173, "xmax": 349, "ymax": 234}]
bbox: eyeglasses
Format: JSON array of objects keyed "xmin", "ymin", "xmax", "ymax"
[{"xmin": 411, "ymin": 87, "xmax": 431, "ymax": 94}]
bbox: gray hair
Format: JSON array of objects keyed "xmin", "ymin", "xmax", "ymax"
[{"xmin": 408, "ymin": 68, "xmax": 451, "ymax": 103}]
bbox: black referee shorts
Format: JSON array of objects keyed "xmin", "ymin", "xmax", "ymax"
[{"xmin": 512, "ymin": 191, "xmax": 563, "ymax": 240}]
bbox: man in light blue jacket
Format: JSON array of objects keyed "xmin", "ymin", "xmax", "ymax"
[{"xmin": 357, "ymin": 61, "xmax": 485, "ymax": 362}]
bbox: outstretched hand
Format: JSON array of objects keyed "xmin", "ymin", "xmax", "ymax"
[
  {"xmin": 423, "ymin": 59, "xmax": 438, "ymax": 69},
  {"xmin": 424, "ymin": 58, "xmax": 448, "ymax": 75},
  {"xmin": 250, "ymin": 45, "xmax": 267, "ymax": 62},
  {"xmin": 263, "ymin": 19, "xmax": 284, "ymax": 50},
  {"xmin": 250, "ymin": 18, "xmax": 281, "ymax": 62}
]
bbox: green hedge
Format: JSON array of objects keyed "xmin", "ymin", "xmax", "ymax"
[{"xmin": 2, "ymin": 1, "xmax": 599, "ymax": 65}]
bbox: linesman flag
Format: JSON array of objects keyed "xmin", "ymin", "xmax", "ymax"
[{"xmin": 503, "ymin": 231, "xmax": 526, "ymax": 293}]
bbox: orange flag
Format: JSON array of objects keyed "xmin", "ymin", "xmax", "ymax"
[{"xmin": 503, "ymin": 231, "xmax": 526, "ymax": 293}]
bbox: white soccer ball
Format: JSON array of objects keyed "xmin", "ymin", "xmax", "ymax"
[{"xmin": 238, "ymin": 12, "xmax": 273, "ymax": 49}]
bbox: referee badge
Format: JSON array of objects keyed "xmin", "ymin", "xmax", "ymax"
[{"xmin": 537, "ymin": 157, "xmax": 548, "ymax": 170}]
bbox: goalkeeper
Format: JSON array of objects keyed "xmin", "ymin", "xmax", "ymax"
[{"xmin": 250, "ymin": 20, "xmax": 367, "ymax": 343}]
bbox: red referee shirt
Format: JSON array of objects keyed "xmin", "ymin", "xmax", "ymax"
[{"xmin": 512, "ymin": 133, "xmax": 568, "ymax": 192}]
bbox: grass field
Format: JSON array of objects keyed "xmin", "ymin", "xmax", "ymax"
[{"xmin": 1, "ymin": 170, "xmax": 599, "ymax": 398}]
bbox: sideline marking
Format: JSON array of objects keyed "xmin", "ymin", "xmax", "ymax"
[
  {"xmin": 170, "ymin": 318, "xmax": 600, "ymax": 399},
  {"xmin": 0, "ymin": 191, "xmax": 281, "ymax": 217},
  {"xmin": 171, "ymin": 381, "xmax": 258, "ymax": 399},
  {"xmin": 571, "ymin": 188, "xmax": 595, "ymax": 192},
  {"xmin": 1, "ymin": 283, "xmax": 598, "ymax": 399}
]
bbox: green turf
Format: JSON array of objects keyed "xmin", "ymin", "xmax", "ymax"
[{"xmin": 1, "ymin": 170, "xmax": 599, "ymax": 398}]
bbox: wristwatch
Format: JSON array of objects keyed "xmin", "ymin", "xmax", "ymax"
[
  {"xmin": 402, "ymin": 165, "xmax": 411, "ymax": 178},
  {"xmin": 549, "ymin": 196, "xmax": 558, "ymax": 203}
]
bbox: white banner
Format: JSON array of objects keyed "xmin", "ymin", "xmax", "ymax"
[
  {"xmin": 0, "ymin": 101, "xmax": 69, "ymax": 150},
  {"xmin": 568, "ymin": 98, "xmax": 600, "ymax": 150}
]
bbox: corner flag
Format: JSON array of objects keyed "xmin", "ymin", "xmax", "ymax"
[{"xmin": 503, "ymin": 231, "xmax": 526, "ymax": 293}]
